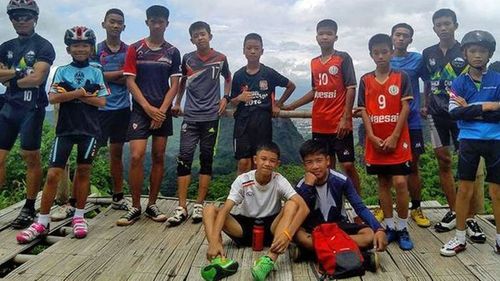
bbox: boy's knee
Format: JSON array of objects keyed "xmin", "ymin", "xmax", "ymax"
[
  {"xmin": 151, "ymin": 152, "xmax": 164, "ymax": 165},
  {"xmin": 46, "ymin": 169, "xmax": 62, "ymax": 185},
  {"xmin": 21, "ymin": 151, "xmax": 41, "ymax": 168},
  {"xmin": 130, "ymin": 152, "xmax": 144, "ymax": 165},
  {"xmin": 203, "ymin": 204, "xmax": 218, "ymax": 216},
  {"xmin": 76, "ymin": 165, "xmax": 91, "ymax": 177}
]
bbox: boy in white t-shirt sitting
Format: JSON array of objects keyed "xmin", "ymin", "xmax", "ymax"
[{"xmin": 201, "ymin": 142, "xmax": 309, "ymax": 281}]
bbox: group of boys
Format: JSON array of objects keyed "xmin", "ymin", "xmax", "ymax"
[{"xmin": 1, "ymin": 1, "xmax": 500, "ymax": 281}]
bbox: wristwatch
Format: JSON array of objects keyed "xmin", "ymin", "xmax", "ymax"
[{"xmin": 223, "ymin": 95, "xmax": 231, "ymax": 102}]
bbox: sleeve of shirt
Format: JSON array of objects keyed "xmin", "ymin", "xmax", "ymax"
[
  {"xmin": 181, "ymin": 55, "xmax": 188, "ymax": 77},
  {"xmin": 226, "ymin": 176, "xmax": 244, "ymax": 205},
  {"xmin": 357, "ymin": 76, "xmax": 366, "ymax": 108},
  {"xmin": 95, "ymin": 69, "xmax": 110, "ymax": 97},
  {"xmin": 449, "ymin": 77, "xmax": 483, "ymax": 120},
  {"xmin": 170, "ymin": 48, "xmax": 182, "ymax": 77},
  {"xmin": 401, "ymin": 71, "xmax": 414, "ymax": 101},
  {"xmin": 123, "ymin": 45, "xmax": 137, "ymax": 76},
  {"xmin": 343, "ymin": 178, "xmax": 382, "ymax": 231},
  {"xmin": 49, "ymin": 67, "xmax": 63, "ymax": 93},
  {"xmin": 270, "ymin": 68, "xmax": 289, "ymax": 88},
  {"xmin": 36, "ymin": 40, "xmax": 56, "ymax": 65},
  {"xmin": 341, "ymin": 53, "xmax": 357, "ymax": 88},
  {"xmin": 230, "ymin": 71, "xmax": 241, "ymax": 100},
  {"xmin": 295, "ymin": 179, "xmax": 316, "ymax": 211},
  {"xmin": 277, "ymin": 174, "xmax": 297, "ymax": 200},
  {"xmin": 221, "ymin": 56, "xmax": 231, "ymax": 82},
  {"xmin": 417, "ymin": 54, "xmax": 429, "ymax": 81}
]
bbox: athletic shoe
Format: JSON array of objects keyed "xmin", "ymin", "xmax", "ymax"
[
  {"xmin": 167, "ymin": 206, "xmax": 188, "ymax": 226},
  {"xmin": 494, "ymin": 242, "xmax": 500, "ymax": 254},
  {"xmin": 192, "ymin": 203, "xmax": 204, "ymax": 223},
  {"xmin": 466, "ymin": 219, "xmax": 486, "ymax": 243},
  {"xmin": 116, "ymin": 207, "xmax": 141, "ymax": 226},
  {"xmin": 251, "ymin": 255, "xmax": 275, "ymax": 281},
  {"xmin": 373, "ymin": 207, "xmax": 384, "ymax": 223},
  {"xmin": 16, "ymin": 222, "xmax": 48, "ymax": 244},
  {"xmin": 72, "ymin": 217, "xmax": 88, "ymax": 239},
  {"xmin": 12, "ymin": 207, "xmax": 36, "ymax": 229},
  {"xmin": 386, "ymin": 227, "xmax": 398, "ymax": 244},
  {"xmin": 397, "ymin": 228, "xmax": 414, "ymax": 251},
  {"xmin": 434, "ymin": 211, "xmax": 456, "ymax": 233},
  {"xmin": 362, "ymin": 251, "xmax": 380, "ymax": 272},
  {"xmin": 145, "ymin": 204, "xmax": 167, "ymax": 222},
  {"xmin": 410, "ymin": 207, "xmax": 431, "ymax": 228},
  {"xmin": 112, "ymin": 197, "xmax": 131, "ymax": 211},
  {"xmin": 201, "ymin": 257, "xmax": 239, "ymax": 281},
  {"xmin": 50, "ymin": 204, "xmax": 75, "ymax": 221},
  {"xmin": 440, "ymin": 237, "xmax": 466, "ymax": 257}
]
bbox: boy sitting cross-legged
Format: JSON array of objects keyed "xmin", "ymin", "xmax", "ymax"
[{"xmin": 201, "ymin": 142, "xmax": 309, "ymax": 281}]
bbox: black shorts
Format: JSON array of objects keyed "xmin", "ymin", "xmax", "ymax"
[
  {"xmin": 429, "ymin": 115, "xmax": 459, "ymax": 150},
  {"xmin": 312, "ymin": 132, "xmax": 356, "ymax": 163},
  {"xmin": 366, "ymin": 161, "xmax": 411, "ymax": 175},
  {"xmin": 0, "ymin": 103, "xmax": 44, "ymax": 151},
  {"xmin": 126, "ymin": 108, "xmax": 173, "ymax": 141},
  {"xmin": 458, "ymin": 139, "xmax": 500, "ymax": 184},
  {"xmin": 409, "ymin": 129, "xmax": 425, "ymax": 155},
  {"xmin": 233, "ymin": 111, "xmax": 272, "ymax": 160},
  {"xmin": 97, "ymin": 108, "xmax": 131, "ymax": 147},
  {"xmin": 177, "ymin": 120, "xmax": 219, "ymax": 176},
  {"xmin": 49, "ymin": 135, "xmax": 98, "ymax": 168},
  {"xmin": 226, "ymin": 213, "xmax": 278, "ymax": 247}
]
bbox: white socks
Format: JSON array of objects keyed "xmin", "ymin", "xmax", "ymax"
[
  {"xmin": 456, "ymin": 229, "xmax": 466, "ymax": 244},
  {"xmin": 397, "ymin": 216, "xmax": 408, "ymax": 231},
  {"xmin": 384, "ymin": 218, "xmax": 395, "ymax": 229},
  {"xmin": 74, "ymin": 208, "xmax": 85, "ymax": 218},
  {"xmin": 37, "ymin": 214, "xmax": 50, "ymax": 227}
]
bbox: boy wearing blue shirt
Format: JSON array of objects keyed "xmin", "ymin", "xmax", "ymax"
[
  {"xmin": 16, "ymin": 26, "xmax": 108, "ymax": 243},
  {"xmin": 441, "ymin": 30, "xmax": 500, "ymax": 256}
]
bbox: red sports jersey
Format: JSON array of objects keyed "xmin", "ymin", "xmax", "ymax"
[
  {"xmin": 311, "ymin": 51, "xmax": 356, "ymax": 134},
  {"xmin": 357, "ymin": 70, "xmax": 413, "ymax": 165}
]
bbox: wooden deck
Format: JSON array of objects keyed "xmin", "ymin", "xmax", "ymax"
[{"xmin": 0, "ymin": 199, "xmax": 499, "ymax": 281}]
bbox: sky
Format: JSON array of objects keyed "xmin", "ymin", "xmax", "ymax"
[{"xmin": 1, "ymin": 0, "xmax": 500, "ymax": 101}]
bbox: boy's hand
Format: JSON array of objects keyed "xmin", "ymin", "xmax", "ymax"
[
  {"xmin": 145, "ymin": 105, "xmax": 166, "ymax": 122},
  {"xmin": 238, "ymin": 91, "xmax": 253, "ymax": 103},
  {"xmin": 206, "ymin": 241, "xmax": 225, "ymax": 261},
  {"xmin": 171, "ymin": 104, "xmax": 182, "ymax": 117},
  {"xmin": 270, "ymin": 233, "xmax": 291, "ymax": 254},
  {"xmin": 150, "ymin": 119, "xmax": 163, "ymax": 130},
  {"xmin": 451, "ymin": 95, "xmax": 468, "ymax": 107},
  {"xmin": 281, "ymin": 104, "xmax": 294, "ymax": 111},
  {"xmin": 420, "ymin": 107, "xmax": 428, "ymax": 119},
  {"xmin": 336, "ymin": 116, "xmax": 349, "ymax": 139},
  {"xmin": 272, "ymin": 103, "xmax": 280, "ymax": 117},
  {"xmin": 482, "ymin": 102, "xmax": 500, "ymax": 112},
  {"xmin": 369, "ymin": 135, "xmax": 384, "ymax": 152},
  {"xmin": 373, "ymin": 230, "xmax": 387, "ymax": 252},
  {"xmin": 218, "ymin": 98, "xmax": 228, "ymax": 115},
  {"xmin": 82, "ymin": 80, "xmax": 101, "ymax": 96},
  {"xmin": 304, "ymin": 172, "xmax": 317, "ymax": 186},
  {"xmin": 382, "ymin": 134, "xmax": 398, "ymax": 152}
]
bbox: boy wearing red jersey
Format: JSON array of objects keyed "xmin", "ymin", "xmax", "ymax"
[
  {"xmin": 283, "ymin": 19, "xmax": 361, "ymax": 206},
  {"xmin": 358, "ymin": 34, "xmax": 414, "ymax": 250}
]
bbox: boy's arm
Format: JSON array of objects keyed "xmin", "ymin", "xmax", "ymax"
[
  {"xmin": 357, "ymin": 77, "xmax": 384, "ymax": 150},
  {"xmin": 337, "ymin": 87, "xmax": 355, "ymax": 138},
  {"xmin": 48, "ymin": 88, "xmax": 85, "ymax": 104},
  {"xmin": 172, "ymin": 76, "xmax": 186, "ymax": 117},
  {"xmin": 284, "ymin": 194, "xmax": 309, "ymax": 237},
  {"xmin": 382, "ymin": 99, "xmax": 410, "ymax": 151},
  {"xmin": 126, "ymin": 76, "xmax": 165, "ymax": 122},
  {"xmin": 282, "ymin": 89, "xmax": 314, "ymax": 110},
  {"xmin": 14, "ymin": 61, "xmax": 51, "ymax": 89},
  {"xmin": 79, "ymin": 96, "xmax": 106, "ymax": 107},
  {"xmin": 276, "ymin": 80, "xmax": 296, "ymax": 108},
  {"xmin": 103, "ymin": 70, "xmax": 126, "ymax": 84}
]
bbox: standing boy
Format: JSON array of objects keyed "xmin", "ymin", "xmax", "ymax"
[
  {"xmin": 0, "ymin": 0, "xmax": 55, "ymax": 229},
  {"xmin": 117, "ymin": 5, "xmax": 181, "ymax": 226},
  {"xmin": 230, "ymin": 33, "xmax": 295, "ymax": 175},
  {"xmin": 283, "ymin": 19, "xmax": 361, "ymax": 203},
  {"xmin": 202, "ymin": 143, "xmax": 309, "ymax": 281},
  {"xmin": 167, "ymin": 21, "xmax": 231, "ymax": 226},
  {"xmin": 390, "ymin": 23, "xmax": 430, "ymax": 227},
  {"xmin": 441, "ymin": 31, "xmax": 500, "ymax": 256},
  {"xmin": 293, "ymin": 139, "xmax": 386, "ymax": 271},
  {"xmin": 358, "ymin": 34, "xmax": 414, "ymax": 250},
  {"xmin": 16, "ymin": 26, "xmax": 108, "ymax": 243},
  {"xmin": 96, "ymin": 8, "xmax": 131, "ymax": 211}
]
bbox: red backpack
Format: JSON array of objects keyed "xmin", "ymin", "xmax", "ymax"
[{"xmin": 312, "ymin": 223, "xmax": 365, "ymax": 279}]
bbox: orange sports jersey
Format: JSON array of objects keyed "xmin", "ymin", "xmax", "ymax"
[
  {"xmin": 311, "ymin": 51, "xmax": 357, "ymax": 134},
  {"xmin": 357, "ymin": 70, "xmax": 413, "ymax": 165}
]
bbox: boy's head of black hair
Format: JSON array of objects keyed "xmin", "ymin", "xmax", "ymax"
[
  {"xmin": 316, "ymin": 19, "xmax": 338, "ymax": 33},
  {"xmin": 299, "ymin": 139, "xmax": 329, "ymax": 160},
  {"xmin": 432, "ymin": 8, "xmax": 457, "ymax": 24},
  {"xmin": 104, "ymin": 8, "xmax": 124, "ymax": 20},
  {"xmin": 244, "ymin": 33, "xmax": 263, "ymax": 47},
  {"xmin": 391, "ymin": 23, "xmax": 414, "ymax": 38},
  {"xmin": 489, "ymin": 61, "xmax": 500, "ymax": 73},
  {"xmin": 256, "ymin": 142, "xmax": 281, "ymax": 159},
  {"xmin": 189, "ymin": 21, "xmax": 211, "ymax": 36},
  {"xmin": 146, "ymin": 5, "xmax": 169, "ymax": 20},
  {"xmin": 369, "ymin": 33, "xmax": 393, "ymax": 52}
]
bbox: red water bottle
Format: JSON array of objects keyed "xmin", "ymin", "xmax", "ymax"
[{"xmin": 252, "ymin": 219, "xmax": 264, "ymax": 251}]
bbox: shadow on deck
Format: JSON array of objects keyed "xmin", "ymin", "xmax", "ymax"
[{"xmin": 0, "ymin": 198, "xmax": 498, "ymax": 281}]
